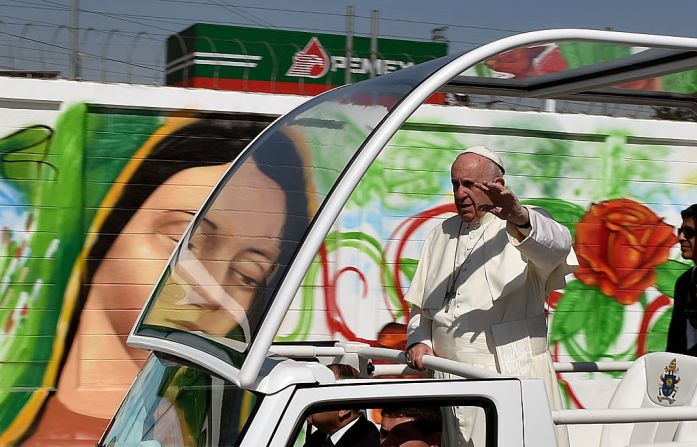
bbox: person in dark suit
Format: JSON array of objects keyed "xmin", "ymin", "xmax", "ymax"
[
  {"xmin": 304, "ymin": 364, "xmax": 380, "ymax": 447},
  {"xmin": 668, "ymin": 204, "xmax": 697, "ymax": 356}
]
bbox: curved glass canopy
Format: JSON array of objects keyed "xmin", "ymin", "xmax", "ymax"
[{"xmin": 128, "ymin": 29, "xmax": 697, "ymax": 388}]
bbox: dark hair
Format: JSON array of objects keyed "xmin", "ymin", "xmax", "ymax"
[
  {"xmin": 381, "ymin": 405, "xmax": 442, "ymax": 437},
  {"xmin": 324, "ymin": 364, "xmax": 362, "ymax": 418},
  {"xmin": 327, "ymin": 363, "xmax": 361, "ymax": 380},
  {"xmin": 681, "ymin": 204, "xmax": 697, "ymax": 221}
]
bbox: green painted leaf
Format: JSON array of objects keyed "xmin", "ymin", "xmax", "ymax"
[
  {"xmin": 398, "ymin": 258, "xmax": 418, "ymax": 282},
  {"xmin": 662, "ymin": 70, "xmax": 697, "ymax": 94},
  {"xmin": 521, "ymin": 198, "xmax": 586, "ymax": 238},
  {"xmin": 551, "ymin": 280, "xmax": 625, "ymax": 361},
  {"xmin": 0, "ymin": 126, "xmax": 51, "ymax": 155},
  {"xmin": 551, "ymin": 280, "xmax": 595, "ymax": 342},
  {"xmin": 558, "ymin": 42, "xmax": 631, "ymax": 70},
  {"xmin": 583, "ymin": 291, "xmax": 625, "ymax": 360},
  {"xmin": 655, "ymin": 259, "xmax": 691, "ymax": 298},
  {"xmin": 647, "ymin": 308, "xmax": 672, "ymax": 353}
]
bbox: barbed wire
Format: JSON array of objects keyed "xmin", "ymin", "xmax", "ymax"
[{"xmin": 0, "ymin": 21, "xmax": 161, "ymax": 82}]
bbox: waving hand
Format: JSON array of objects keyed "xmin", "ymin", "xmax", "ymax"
[{"xmin": 475, "ymin": 181, "xmax": 529, "ymax": 226}]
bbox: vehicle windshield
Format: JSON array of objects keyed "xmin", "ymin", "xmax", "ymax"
[
  {"xmin": 132, "ymin": 53, "xmax": 460, "ymax": 369},
  {"xmin": 100, "ymin": 355, "xmax": 259, "ymax": 446}
]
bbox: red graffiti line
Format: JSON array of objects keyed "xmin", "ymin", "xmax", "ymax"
[
  {"xmin": 388, "ymin": 204, "xmax": 456, "ymax": 320},
  {"xmin": 636, "ymin": 294, "xmax": 671, "ymax": 357}
]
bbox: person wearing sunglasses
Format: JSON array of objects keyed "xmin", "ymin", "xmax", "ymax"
[{"xmin": 667, "ymin": 204, "xmax": 697, "ymax": 356}]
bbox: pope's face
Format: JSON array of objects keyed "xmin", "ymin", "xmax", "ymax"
[
  {"xmin": 451, "ymin": 154, "xmax": 500, "ymax": 224},
  {"xmin": 88, "ymin": 163, "xmax": 235, "ymax": 347},
  {"xmin": 143, "ymin": 160, "xmax": 287, "ymax": 337}
]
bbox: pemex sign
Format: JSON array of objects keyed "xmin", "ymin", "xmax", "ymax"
[{"xmin": 166, "ymin": 24, "xmax": 448, "ymax": 95}]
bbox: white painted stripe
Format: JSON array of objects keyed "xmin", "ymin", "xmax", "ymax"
[
  {"xmin": 196, "ymin": 52, "xmax": 262, "ymax": 61},
  {"xmin": 167, "ymin": 51, "xmax": 262, "ymax": 68},
  {"xmin": 195, "ymin": 59, "xmax": 259, "ymax": 68},
  {"xmin": 166, "ymin": 52, "xmax": 195, "ymax": 68},
  {"xmin": 166, "ymin": 58, "xmax": 259, "ymax": 75}
]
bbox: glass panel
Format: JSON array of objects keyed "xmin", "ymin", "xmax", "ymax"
[
  {"xmin": 134, "ymin": 54, "xmax": 460, "ymax": 368},
  {"xmin": 467, "ymin": 42, "xmax": 641, "ymax": 80},
  {"xmin": 101, "ymin": 355, "xmax": 259, "ymax": 447},
  {"xmin": 465, "ymin": 40, "xmax": 697, "ymax": 95}
]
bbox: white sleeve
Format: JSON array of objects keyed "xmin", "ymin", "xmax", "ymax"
[
  {"xmin": 406, "ymin": 304, "xmax": 433, "ymax": 350},
  {"xmin": 507, "ymin": 206, "xmax": 575, "ymax": 276}
]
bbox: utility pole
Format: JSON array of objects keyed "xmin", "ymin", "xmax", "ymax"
[
  {"xmin": 345, "ymin": 5, "xmax": 354, "ymax": 85},
  {"xmin": 70, "ymin": 0, "xmax": 79, "ymax": 79},
  {"xmin": 370, "ymin": 9, "xmax": 378, "ymax": 79}
]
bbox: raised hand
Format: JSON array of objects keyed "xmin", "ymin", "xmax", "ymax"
[{"xmin": 475, "ymin": 181, "xmax": 529, "ymax": 226}]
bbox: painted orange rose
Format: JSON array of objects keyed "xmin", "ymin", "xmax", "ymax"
[
  {"xmin": 484, "ymin": 45, "xmax": 567, "ymax": 79},
  {"xmin": 574, "ymin": 198, "xmax": 677, "ymax": 305}
]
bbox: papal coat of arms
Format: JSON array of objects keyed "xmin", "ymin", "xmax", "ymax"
[{"xmin": 657, "ymin": 358, "xmax": 680, "ymax": 404}]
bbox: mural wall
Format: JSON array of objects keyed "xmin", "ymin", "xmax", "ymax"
[{"xmin": 0, "ymin": 80, "xmax": 695, "ymax": 445}]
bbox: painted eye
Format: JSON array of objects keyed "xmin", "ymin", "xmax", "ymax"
[
  {"xmin": 157, "ymin": 219, "xmax": 191, "ymax": 243},
  {"xmin": 228, "ymin": 263, "xmax": 264, "ymax": 289}
]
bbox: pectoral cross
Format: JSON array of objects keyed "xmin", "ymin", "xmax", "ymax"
[{"xmin": 444, "ymin": 289, "xmax": 455, "ymax": 313}]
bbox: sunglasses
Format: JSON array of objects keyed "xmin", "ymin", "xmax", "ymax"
[{"xmin": 678, "ymin": 226, "xmax": 697, "ymax": 239}]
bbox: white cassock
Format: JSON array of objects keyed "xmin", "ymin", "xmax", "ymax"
[{"xmin": 405, "ymin": 207, "xmax": 578, "ymax": 447}]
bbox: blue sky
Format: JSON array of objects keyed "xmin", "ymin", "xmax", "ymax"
[{"xmin": 1, "ymin": 0, "xmax": 695, "ymax": 83}]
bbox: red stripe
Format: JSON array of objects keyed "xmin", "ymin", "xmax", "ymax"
[{"xmin": 636, "ymin": 294, "xmax": 671, "ymax": 357}]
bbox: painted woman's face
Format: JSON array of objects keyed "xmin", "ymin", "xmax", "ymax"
[
  {"xmin": 142, "ymin": 159, "xmax": 288, "ymax": 338},
  {"xmin": 87, "ymin": 164, "xmax": 234, "ymax": 352}
]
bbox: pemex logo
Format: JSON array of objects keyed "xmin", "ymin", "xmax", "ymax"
[{"xmin": 286, "ymin": 37, "xmax": 329, "ymax": 78}]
